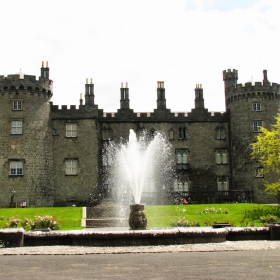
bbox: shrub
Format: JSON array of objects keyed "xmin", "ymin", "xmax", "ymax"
[
  {"xmin": 171, "ymin": 218, "xmax": 201, "ymax": 227},
  {"xmin": 33, "ymin": 215, "xmax": 60, "ymax": 230},
  {"xmin": 259, "ymin": 214, "xmax": 279, "ymax": 224},
  {"xmin": 3, "ymin": 215, "xmax": 60, "ymax": 231}
]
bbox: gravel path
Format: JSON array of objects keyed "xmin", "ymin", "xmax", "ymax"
[{"xmin": 1, "ymin": 240, "xmax": 280, "ymax": 255}]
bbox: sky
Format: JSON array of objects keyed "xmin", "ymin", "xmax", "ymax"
[{"xmin": 0, "ymin": 0, "xmax": 279, "ymax": 113}]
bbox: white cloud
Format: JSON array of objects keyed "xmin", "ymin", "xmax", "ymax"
[{"xmin": 0, "ymin": 0, "xmax": 279, "ymax": 112}]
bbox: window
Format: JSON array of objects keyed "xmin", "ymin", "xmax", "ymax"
[
  {"xmin": 179, "ymin": 127, "xmax": 187, "ymax": 139},
  {"xmin": 150, "ymin": 129, "xmax": 155, "ymax": 139},
  {"xmin": 102, "ymin": 149, "xmax": 113, "ymax": 166},
  {"xmin": 169, "ymin": 129, "xmax": 174, "ymax": 140},
  {"xmin": 53, "ymin": 129, "xmax": 58, "ymax": 136},
  {"xmin": 10, "ymin": 161, "xmax": 23, "ymax": 175},
  {"xmin": 255, "ymin": 168, "xmax": 264, "ymax": 178},
  {"xmin": 13, "ymin": 100, "xmax": 22, "ymax": 110},
  {"xmin": 252, "ymin": 103, "xmax": 261, "ymax": 111},
  {"xmin": 66, "ymin": 123, "xmax": 77, "ymax": 137},
  {"xmin": 253, "ymin": 121, "xmax": 262, "ymax": 132},
  {"xmin": 216, "ymin": 127, "xmax": 226, "ymax": 140},
  {"xmin": 65, "ymin": 159, "xmax": 78, "ymax": 175},
  {"xmin": 174, "ymin": 179, "xmax": 189, "ymax": 192},
  {"xmin": 217, "ymin": 177, "xmax": 228, "ymax": 191},
  {"xmin": 11, "ymin": 120, "xmax": 22, "ymax": 134},
  {"xmin": 176, "ymin": 149, "xmax": 188, "ymax": 170},
  {"xmin": 102, "ymin": 128, "xmax": 113, "ymax": 140},
  {"xmin": 216, "ymin": 149, "xmax": 227, "ymax": 164}
]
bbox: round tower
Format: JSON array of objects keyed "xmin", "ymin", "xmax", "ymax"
[
  {"xmin": 224, "ymin": 69, "xmax": 280, "ymax": 203},
  {"xmin": 0, "ymin": 62, "xmax": 54, "ymax": 207}
]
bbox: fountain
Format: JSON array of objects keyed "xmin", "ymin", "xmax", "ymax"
[{"xmin": 104, "ymin": 129, "xmax": 174, "ymax": 229}]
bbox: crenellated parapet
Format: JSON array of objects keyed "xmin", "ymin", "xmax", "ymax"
[
  {"xmin": 225, "ymin": 82, "xmax": 280, "ymax": 105},
  {"xmin": 0, "ymin": 72, "xmax": 53, "ymax": 99},
  {"xmin": 98, "ymin": 108, "xmax": 229, "ymax": 122},
  {"xmin": 223, "ymin": 69, "xmax": 280, "ymax": 106},
  {"xmin": 51, "ymin": 103, "xmax": 99, "ymax": 119}
]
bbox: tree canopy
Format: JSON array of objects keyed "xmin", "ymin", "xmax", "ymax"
[{"xmin": 251, "ymin": 112, "xmax": 280, "ymax": 196}]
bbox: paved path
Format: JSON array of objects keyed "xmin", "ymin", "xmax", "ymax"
[{"xmin": 1, "ymin": 249, "xmax": 280, "ymax": 279}]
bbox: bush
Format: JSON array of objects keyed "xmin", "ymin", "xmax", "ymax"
[
  {"xmin": 3, "ymin": 215, "xmax": 60, "ymax": 231},
  {"xmin": 171, "ymin": 219, "xmax": 201, "ymax": 227},
  {"xmin": 259, "ymin": 214, "xmax": 279, "ymax": 224}
]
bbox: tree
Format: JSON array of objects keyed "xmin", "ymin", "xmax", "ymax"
[{"xmin": 251, "ymin": 112, "xmax": 280, "ymax": 199}]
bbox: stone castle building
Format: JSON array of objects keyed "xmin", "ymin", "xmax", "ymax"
[{"xmin": 0, "ymin": 63, "xmax": 279, "ymax": 207}]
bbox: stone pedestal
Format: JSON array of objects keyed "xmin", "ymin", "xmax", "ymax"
[{"xmin": 129, "ymin": 204, "xmax": 147, "ymax": 230}]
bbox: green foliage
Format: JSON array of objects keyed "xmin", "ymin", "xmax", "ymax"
[
  {"xmin": 251, "ymin": 112, "xmax": 280, "ymax": 196},
  {"xmin": 196, "ymin": 207, "xmax": 228, "ymax": 214},
  {"xmin": 0, "ymin": 207, "xmax": 82, "ymax": 230},
  {"xmin": 145, "ymin": 204, "xmax": 279, "ymax": 228},
  {"xmin": 3, "ymin": 215, "xmax": 60, "ymax": 231}
]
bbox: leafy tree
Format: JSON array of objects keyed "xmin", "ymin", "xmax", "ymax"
[{"xmin": 251, "ymin": 112, "xmax": 280, "ymax": 199}]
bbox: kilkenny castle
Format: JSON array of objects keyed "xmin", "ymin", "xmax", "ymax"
[{"xmin": 0, "ymin": 63, "xmax": 279, "ymax": 207}]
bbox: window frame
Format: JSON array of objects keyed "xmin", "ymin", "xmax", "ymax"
[
  {"xmin": 215, "ymin": 127, "xmax": 226, "ymax": 140},
  {"xmin": 217, "ymin": 177, "xmax": 228, "ymax": 191},
  {"xmin": 102, "ymin": 128, "xmax": 113, "ymax": 140},
  {"xmin": 10, "ymin": 160, "xmax": 23, "ymax": 175},
  {"xmin": 255, "ymin": 168, "xmax": 264, "ymax": 178},
  {"xmin": 65, "ymin": 123, "xmax": 77, "ymax": 137},
  {"xmin": 11, "ymin": 120, "xmax": 23, "ymax": 134},
  {"xmin": 253, "ymin": 121, "xmax": 263, "ymax": 132},
  {"xmin": 215, "ymin": 149, "xmax": 227, "ymax": 164},
  {"xmin": 65, "ymin": 159, "xmax": 78, "ymax": 175},
  {"xmin": 174, "ymin": 179, "xmax": 189, "ymax": 192},
  {"xmin": 178, "ymin": 127, "xmax": 187, "ymax": 140},
  {"xmin": 12, "ymin": 100, "xmax": 22, "ymax": 111},
  {"xmin": 252, "ymin": 103, "xmax": 261, "ymax": 111}
]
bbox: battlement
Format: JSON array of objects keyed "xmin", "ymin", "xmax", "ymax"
[
  {"xmin": 51, "ymin": 103, "xmax": 99, "ymax": 119},
  {"xmin": 225, "ymin": 81, "xmax": 280, "ymax": 104},
  {"xmin": 0, "ymin": 72, "xmax": 53, "ymax": 98},
  {"xmin": 98, "ymin": 109, "xmax": 229, "ymax": 122}
]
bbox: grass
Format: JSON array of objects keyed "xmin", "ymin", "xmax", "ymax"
[
  {"xmin": 0, "ymin": 207, "xmax": 83, "ymax": 230},
  {"xmin": 144, "ymin": 203, "xmax": 280, "ymax": 228},
  {"xmin": 0, "ymin": 204, "xmax": 279, "ymax": 230}
]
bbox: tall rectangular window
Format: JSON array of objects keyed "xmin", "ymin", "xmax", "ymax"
[
  {"xmin": 11, "ymin": 120, "xmax": 22, "ymax": 134},
  {"xmin": 174, "ymin": 179, "xmax": 189, "ymax": 192},
  {"xmin": 102, "ymin": 149, "xmax": 113, "ymax": 166},
  {"xmin": 216, "ymin": 127, "xmax": 226, "ymax": 139},
  {"xmin": 66, "ymin": 159, "xmax": 78, "ymax": 175},
  {"xmin": 10, "ymin": 161, "xmax": 23, "ymax": 175},
  {"xmin": 252, "ymin": 103, "xmax": 261, "ymax": 111},
  {"xmin": 13, "ymin": 100, "xmax": 22, "ymax": 110},
  {"xmin": 255, "ymin": 168, "xmax": 264, "ymax": 178},
  {"xmin": 176, "ymin": 149, "xmax": 188, "ymax": 170},
  {"xmin": 216, "ymin": 150, "xmax": 227, "ymax": 164},
  {"xmin": 253, "ymin": 121, "xmax": 262, "ymax": 132},
  {"xmin": 66, "ymin": 123, "xmax": 77, "ymax": 137},
  {"xmin": 217, "ymin": 177, "xmax": 228, "ymax": 191}
]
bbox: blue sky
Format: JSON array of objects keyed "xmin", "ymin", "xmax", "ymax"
[{"xmin": 0, "ymin": 0, "xmax": 279, "ymax": 112}]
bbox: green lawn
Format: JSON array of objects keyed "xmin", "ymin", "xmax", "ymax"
[
  {"xmin": 0, "ymin": 204, "xmax": 279, "ymax": 230},
  {"xmin": 144, "ymin": 203, "xmax": 280, "ymax": 228},
  {"xmin": 0, "ymin": 207, "xmax": 83, "ymax": 230}
]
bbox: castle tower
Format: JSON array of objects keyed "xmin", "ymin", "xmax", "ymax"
[
  {"xmin": 0, "ymin": 62, "xmax": 54, "ymax": 207},
  {"xmin": 224, "ymin": 69, "xmax": 280, "ymax": 203},
  {"xmin": 85, "ymin": 78, "xmax": 95, "ymax": 106},
  {"xmin": 157, "ymin": 81, "xmax": 166, "ymax": 109},
  {"xmin": 120, "ymin": 82, "xmax": 130, "ymax": 109}
]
